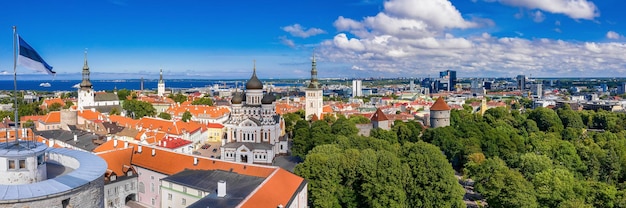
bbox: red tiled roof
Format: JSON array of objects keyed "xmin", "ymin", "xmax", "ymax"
[
  {"xmin": 158, "ymin": 137, "xmax": 192, "ymax": 149},
  {"xmin": 430, "ymin": 97, "xmax": 451, "ymax": 111},
  {"xmin": 370, "ymin": 108, "xmax": 389, "ymax": 121},
  {"xmin": 206, "ymin": 123, "xmax": 224, "ymax": 128}
]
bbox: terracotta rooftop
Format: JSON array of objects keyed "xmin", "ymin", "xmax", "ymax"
[
  {"xmin": 42, "ymin": 111, "xmax": 61, "ymax": 123},
  {"xmin": 96, "ymin": 147, "xmax": 134, "ymax": 177},
  {"xmin": 370, "ymin": 108, "xmax": 389, "ymax": 122},
  {"xmin": 430, "ymin": 97, "xmax": 451, "ymax": 111}
]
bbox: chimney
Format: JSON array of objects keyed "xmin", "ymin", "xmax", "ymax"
[
  {"xmin": 194, "ymin": 157, "xmax": 198, "ymax": 165},
  {"xmin": 113, "ymin": 138, "xmax": 118, "ymax": 147},
  {"xmin": 73, "ymin": 134, "xmax": 78, "ymax": 142},
  {"xmin": 124, "ymin": 141, "xmax": 129, "ymax": 148},
  {"xmin": 217, "ymin": 180, "xmax": 226, "ymax": 197},
  {"xmin": 151, "ymin": 148, "xmax": 156, "ymax": 156},
  {"xmin": 138, "ymin": 145, "xmax": 143, "ymax": 153}
]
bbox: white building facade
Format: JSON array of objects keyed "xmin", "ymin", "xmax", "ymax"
[{"xmin": 221, "ymin": 64, "xmax": 288, "ymax": 164}]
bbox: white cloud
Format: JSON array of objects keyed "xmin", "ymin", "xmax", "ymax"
[
  {"xmin": 607, "ymin": 31, "xmax": 622, "ymax": 40},
  {"xmin": 317, "ymin": 0, "xmax": 626, "ymax": 77},
  {"xmin": 384, "ymin": 0, "xmax": 476, "ymax": 29},
  {"xmin": 279, "ymin": 36, "xmax": 296, "ymax": 48},
  {"xmin": 495, "ymin": 0, "xmax": 599, "ymax": 20},
  {"xmin": 282, "ymin": 24, "xmax": 326, "ymax": 38},
  {"xmin": 531, "ymin": 10, "xmax": 545, "ymax": 22}
]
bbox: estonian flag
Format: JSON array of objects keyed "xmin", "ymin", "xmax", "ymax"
[{"xmin": 17, "ymin": 36, "xmax": 55, "ymax": 75}]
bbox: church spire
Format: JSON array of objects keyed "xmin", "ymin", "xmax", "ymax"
[
  {"xmin": 159, "ymin": 68, "xmax": 164, "ymax": 84},
  {"xmin": 79, "ymin": 49, "xmax": 93, "ymax": 89},
  {"xmin": 308, "ymin": 53, "xmax": 319, "ymax": 89}
]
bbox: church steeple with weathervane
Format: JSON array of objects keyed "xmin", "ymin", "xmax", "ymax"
[
  {"xmin": 158, "ymin": 68, "xmax": 165, "ymax": 97},
  {"xmin": 77, "ymin": 50, "xmax": 94, "ymax": 109},
  {"xmin": 79, "ymin": 50, "xmax": 92, "ymax": 90},
  {"xmin": 305, "ymin": 54, "xmax": 323, "ymax": 120}
]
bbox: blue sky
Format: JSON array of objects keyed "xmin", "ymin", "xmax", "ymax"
[{"xmin": 0, "ymin": 0, "xmax": 625, "ymax": 80}]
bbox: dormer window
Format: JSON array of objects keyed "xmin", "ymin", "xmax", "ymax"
[{"xmin": 111, "ymin": 175, "xmax": 117, "ymax": 181}]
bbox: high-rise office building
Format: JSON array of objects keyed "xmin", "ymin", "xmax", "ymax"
[
  {"xmin": 352, "ymin": 80, "xmax": 362, "ymax": 97},
  {"xmin": 517, "ymin": 75, "xmax": 526, "ymax": 90},
  {"xmin": 439, "ymin": 70, "xmax": 457, "ymax": 91}
]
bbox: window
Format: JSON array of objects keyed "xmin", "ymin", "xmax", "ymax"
[
  {"xmin": 182, "ymin": 198, "xmax": 186, "ymax": 206},
  {"xmin": 198, "ymin": 190, "xmax": 202, "ymax": 197},
  {"xmin": 168, "ymin": 193, "xmax": 172, "ymax": 200},
  {"xmin": 8, "ymin": 160, "xmax": 15, "ymax": 170},
  {"xmin": 125, "ymin": 184, "xmax": 129, "ymax": 191},
  {"xmin": 138, "ymin": 182, "xmax": 145, "ymax": 193},
  {"xmin": 37, "ymin": 154, "xmax": 45, "ymax": 165},
  {"xmin": 131, "ymin": 182, "xmax": 135, "ymax": 190},
  {"xmin": 151, "ymin": 198, "xmax": 155, "ymax": 205},
  {"xmin": 150, "ymin": 183, "xmax": 155, "ymax": 193},
  {"xmin": 183, "ymin": 187, "xmax": 187, "ymax": 193},
  {"xmin": 19, "ymin": 160, "xmax": 26, "ymax": 169}
]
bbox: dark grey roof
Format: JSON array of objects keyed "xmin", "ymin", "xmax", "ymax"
[
  {"xmin": 261, "ymin": 93, "xmax": 275, "ymax": 104},
  {"xmin": 247, "ymin": 117, "xmax": 262, "ymax": 126},
  {"xmin": 36, "ymin": 129, "xmax": 102, "ymax": 151},
  {"xmin": 245, "ymin": 70, "xmax": 263, "ymax": 90},
  {"xmin": 231, "ymin": 92, "xmax": 243, "ymax": 104},
  {"xmin": 221, "ymin": 142, "xmax": 273, "ymax": 150},
  {"xmin": 165, "ymin": 169, "xmax": 265, "ymax": 208},
  {"xmin": 102, "ymin": 121, "xmax": 125, "ymax": 134},
  {"xmin": 94, "ymin": 93, "xmax": 119, "ymax": 101},
  {"xmin": 82, "ymin": 105, "xmax": 121, "ymax": 114}
]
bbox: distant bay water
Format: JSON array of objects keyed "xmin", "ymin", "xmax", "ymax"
[{"xmin": 0, "ymin": 80, "xmax": 303, "ymax": 91}]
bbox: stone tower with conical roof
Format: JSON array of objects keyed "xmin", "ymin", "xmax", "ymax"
[
  {"xmin": 305, "ymin": 54, "xmax": 323, "ymax": 120},
  {"xmin": 158, "ymin": 68, "xmax": 165, "ymax": 97},
  {"xmin": 77, "ymin": 50, "xmax": 94, "ymax": 109},
  {"xmin": 429, "ymin": 97, "xmax": 451, "ymax": 128}
]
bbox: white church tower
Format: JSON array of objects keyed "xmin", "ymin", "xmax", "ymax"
[
  {"xmin": 305, "ymin": 55, "xmax": 323, "ymax": 120},
  {"xmin": 77, "ymin": 51, "xmax": 94, "ymax": 109},
  {"xmin": 157, "ymin": 68, "xmax": 165, "ymax": 97}
]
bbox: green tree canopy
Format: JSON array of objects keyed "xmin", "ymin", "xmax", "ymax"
[
  {"xmin": 158, "ymin": 112, "xmax": 172, "ymax": 120},
  {"xmin": 191, "ymin": 97, "xmax": 213, "ymax": 106},
  {"xmin": 122, "ymin": 99, "xmax": 156, "ymax": 119},
  {"xmin": 182, "ymin": 110, "xmax": 192, "ymax": 122}
]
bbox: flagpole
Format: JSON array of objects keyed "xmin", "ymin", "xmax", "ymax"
[{"xmin": 12, "ymin": 26, "xmax": 19, "ymax": 146}]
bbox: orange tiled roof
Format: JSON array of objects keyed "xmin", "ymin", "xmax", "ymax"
[
  {"xmin": 41, "ymin": 98, "xmax": 65, "ymax": 109},
  {"xmin": 241, "ymin": 168, "xmax": 305, "ymax": 208},
  {"xmin": 430, "ymin": 97, "xmax": 451, "ymax": 111},
  {"xmin": 109, "ymin": 115, "xmax": 140, "ymax": 128},
  {"xmin": 42, "ymin": 111, "xmax": 61, "ymax": 123},
  {"xmin": 78, "ymin": 109, "xmax": 102, "ymax": 121},
  {"xmin": 21, "ymin": 115, "xmax": 44, "ymax": 122},
  {"xmin": 166, "ymin": 105, "xmax": 230, "ymax": 119},
  {"xmin": 93, "ymin": 139, "xmax": 131, "ymax": 153},
  {"xmin": 137, "ymin": 117, "xmax": 204, "ymax": 135},
  {"xmin": 322, "ymin": 105, "xmax": 333, "ymax": 113},
  {"xmin": 129, "ymin": 146, "xmax": 275, "ymax": 177},
  {"xmin": 137, "ymin": 96, "xmax": 175, "ymax": 104},
  {"xmin": 96, "ymin": 147, "xmax": 134, "ymax": 176},
  {"xmin": 275, "ymin": 102, "xmax": 303, "ymax": 115}
]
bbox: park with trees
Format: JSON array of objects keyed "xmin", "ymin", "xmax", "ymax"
[{"xmin": 290, "ymin": 103, "xmax": 626, "ymax": 207}]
